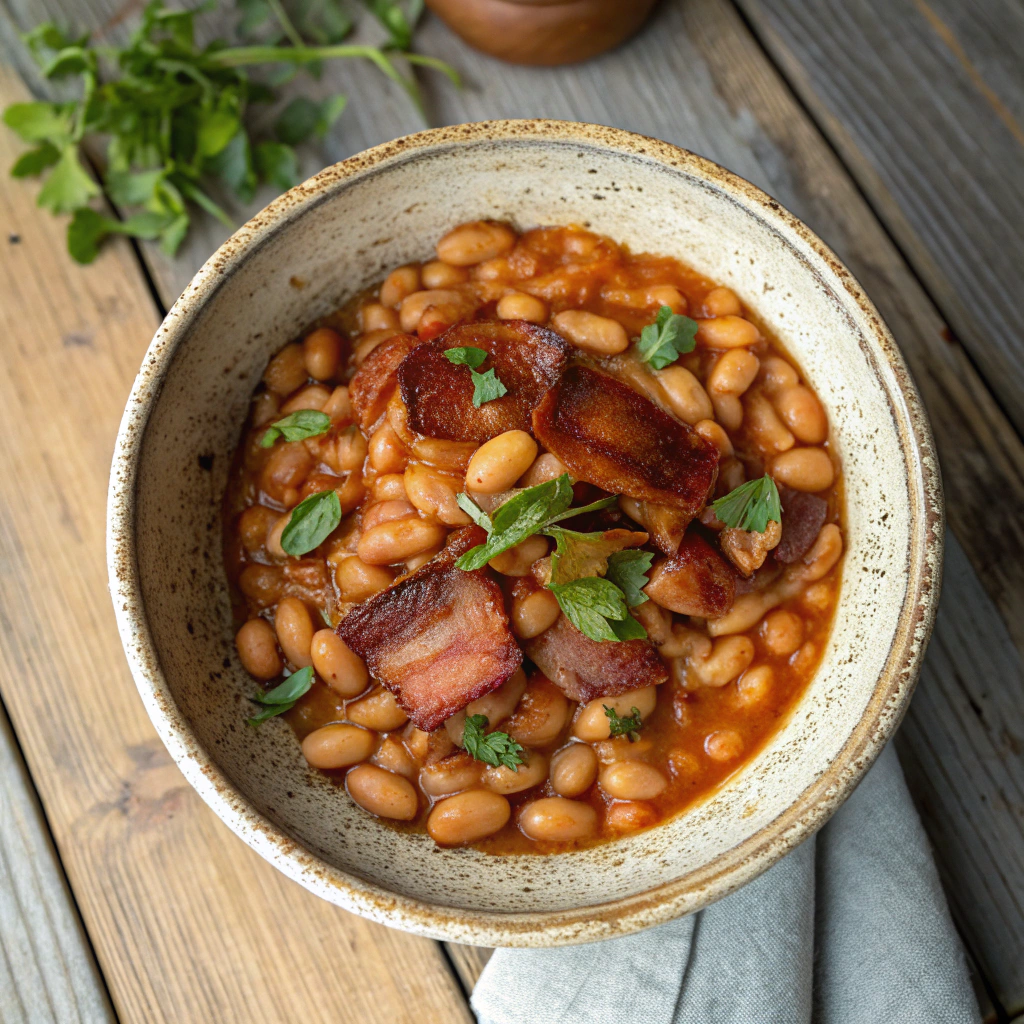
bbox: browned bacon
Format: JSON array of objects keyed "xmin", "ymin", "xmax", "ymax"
[
  {"xmin": 532, "ymin": 366, "xmax": 719, "ymax": 521},
  {"xmin": 397, "ymin": 320, "xmax": 569, "ymax": 442},
  {"xmin": 642, "ymin": 533, "xmax": 736, "ymax": 617},
  {"xmin": 349, "ymin": 333, "xmax": 421, "ymax": 432},
  {"xmin": 776, "ymin": 489, "xmax": 829, "ymax": 564},
  {"xmin": 523, "ymin": 614, "xmax": 668, "ymax": 703},
  {"xmin": 336, "ymin": 527, "xmax": 522, "ymax": 730}
]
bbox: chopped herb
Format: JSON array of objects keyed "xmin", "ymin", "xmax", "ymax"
[
  {"xmin": 462, "ymin": 713, "xmax": 525, "ymax": 771},
  {"xmin": 604, "ymin": 705, "xmax": 643, "ymax": 742},
  {"xmin": 547, "ymin": 576, "xmax": 645, "ymax": 643},
  {"xmin": 247, "ymin": 665, "xmax": 313, "ymax": 726},
  {"xmin": 259, "ymin": 409, "xmax": 331, "ymax": 447},
  {"xmin": 443, "ymin": 346, "xmax": 506, "ymax": 407},
  {"xmin": 444, "ymin": 346, "xmax": 487, "ymax": 369},
  {"xmin": 605, "ymin": 549, "xmax": 654, "ymax": 607},
  {"xmin": 4, "ymin": 2, "xmax": 458, "ymax": 263},
  {"xmin": 470, "ymin": 367, "xmax": 507, "ymax": 407},
  {"xmin": 545, "ymin": 527, "xmax": 645, "ymax": 587},
  {"xmin": 710, "ymin": 474, "xmax": 782, "ymax": 533},
  {"xmin": 280, "ymin": 488, "xmax": 341, "ymax": 556},
  {"xmin": 636, "ymin": 305, "xmax": 699, "ymax": 370}
]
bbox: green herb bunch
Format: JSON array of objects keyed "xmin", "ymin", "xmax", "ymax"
[{"xmin": 2, "ymin": 0, "xmax": 456, "ymax": 263}]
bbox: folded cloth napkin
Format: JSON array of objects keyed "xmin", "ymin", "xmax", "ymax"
[{"xmin": 472, "ymin": 743, "xmax": 980, "ymax": 1024}]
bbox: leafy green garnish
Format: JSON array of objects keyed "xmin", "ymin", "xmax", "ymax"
[
  {"xmin": 462, "ymin": 714, "xmax": 525, "ymax": 771},
  {"xmin": 247, "ymin": 665, "xmax": 313, "ymax": 726},
  {"xmin": 471, "ymin": 368, "xmax": 508, "ymax": 407},
  {"xmin": 604, "ymin": 705, "xmax": 643, "ymax": 742},
  {"xmin": 444, "ymin": 346, "xmax": 507, "ymax": 407},
  {"xmin": 544, "ymin": 527, "xmax": 644, "ymax": 587},
  {"xmin": 281, "ymin": 489, "xmax": 341, "ymax": 556},
  {"xmin": 636, "ymin": 305, "xmax": 699, "ymax": 370},
  {"xmin": 710, "ymin": 474, "xmax": 782, "ymax": 533},
  {"xmin": 605, "ymin": 549, "xmax": 654, "ymax": 607},
  {"xmin": 259, "ymin": 409, "xmax": 331, "ymax": 447},
  {"xmin": 456, "ymin": 474, "xmax": 617, "ymax": 572},
  {"xmin": 4, "ymin": 1, "xmax": 458, "ymax": 263},
  {"xmin": 444, "ymin": 346, "xmax": 487, "ymax": 369},
  {"xmin": 548, "ymin": 576, "xmax": 643, "ymax": 643}
]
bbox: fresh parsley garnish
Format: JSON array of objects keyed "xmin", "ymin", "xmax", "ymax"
[
  {"xmin": 547, "ymin": 577, "xmax": 646, "ymax": 643},
  {"xmin": 247, "ymin": 665, "xmax": 313, "ymax": 726},
  {"xmin": 605, "ymin": 549, "xmax": 654, "ymax": 607},
  {"xmin": 636, "ymin": 305, "xmax": 699, "ymax": 370},
  {"xmin": 259, "ymin": 409, "xmax": 331, "ymax": 447},
  {"xmin": 455, "ymin": 474, "xmax": 617, "ymax": 572},
  {"xmin": 4, "ymin": 3, "xmax": 458, "ymax": 263},
  {"xmin": 281, "ymin": 488, "xmax": 341, "ymax": 556},
  {"xmin": 710, "ymin": 474, "xmax": 782, "ymax": 533},
  {"xmin": 604, "ymin": 705, "xmax": 643, "ymax": 742},
  {"xmin": 444, "ymin": 346, "xmax": 507, "ymax": 407},
  {"xmin": 462, "ymin": 714, "xmax": 525, "ymax": 771},
  {"xmin": 545, "ymin": 528, "xmax": 650, "ymax": 590}
]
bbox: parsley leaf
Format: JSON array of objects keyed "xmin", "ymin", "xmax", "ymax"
[
  {"xmin": 636, "ymin": 305, "xmax": 699, "ymax": 370},
  {"xmin": 604, "ymin": 705, "xmax": 643, "ymax": 742},
  {"xmin": 471, "ymin": 367, "xmax": 507, "ymax": 407},
  {"xmin": 548, "ymin": 576, "xmax": 635, "ymax": 643},
  {"xmin": 462, "ymin": 714, "xmax": 525, "ymax": 770},
  {"xmin": 259, "ymin": 409, "xmax": 331, "ymax": 447},
  {"xmin": 545, "ymin": 527, "xmax": 644, "ymax": 587},
  {"xmin": 444, "ymin": 345, "xmax": 487, "ymax": 369},
  {"xmin": 247, "ymin": 665, "xmax": 313, "ymax": 726},
  {"xmin": 710, "ymin": 474, "xmax": 782, "ymax": 532},
  {"xmin": 605, "ymin": 549, "xmax": 654, "ymax": 607},
  {"xmin": 281, "ymin": 489, "xmax": 341, "ymax": 556}
]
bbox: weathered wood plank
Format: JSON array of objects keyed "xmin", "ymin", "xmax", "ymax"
[
  {"xmin": 734, "ymin": 0, "xmax": 1024, "ymax": 438},
  {"xmin": 0, "ymin": 701, "xmax": 116, "ymax": 1024},
  {"xmin": 0, "ymin": 61, "xmax": 471, "ymax": 1024},
  {"xmin": 3, "ymin": 0, "xmax": 1024, "ymax": 1013},
  {"xmin": 446, "ymin": 945, "xmax": 493, "ymax": 995}
]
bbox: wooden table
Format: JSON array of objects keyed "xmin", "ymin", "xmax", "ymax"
[{"xmin": 1, "ymin": 0, "xmax": 1022, "ymax": 1020}]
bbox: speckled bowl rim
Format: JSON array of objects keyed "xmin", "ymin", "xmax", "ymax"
[{"xmin": 107, "ymin": 119, "xmax": 943, "ymax": 947}]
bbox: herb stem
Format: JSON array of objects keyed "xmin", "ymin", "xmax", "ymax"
[{"xmin": 264, "ymin": 0, "xmax": 306, "ymax": 50}]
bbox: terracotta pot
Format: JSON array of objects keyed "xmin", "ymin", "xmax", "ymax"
[
  {"xmin": 108, "ymin": 120, "xmax": 942, "ymax": 947},
  {"xmin": 424, "ymin": 0, "xmax": 658, "ymax": 65}
]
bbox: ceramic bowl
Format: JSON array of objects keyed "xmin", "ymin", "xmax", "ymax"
[{"xmin": 107, "ymin": 120, "xmax": 942, "ymax": 947}]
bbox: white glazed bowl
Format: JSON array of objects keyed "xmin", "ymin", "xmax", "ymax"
[{"xmin": 108, "ymin": 120, "xmax": 942, "ymax": 947}]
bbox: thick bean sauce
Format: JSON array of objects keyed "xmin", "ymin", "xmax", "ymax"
[{"xmin": 223, "ymin": 222, "xmax": 843, "ymax": 853}]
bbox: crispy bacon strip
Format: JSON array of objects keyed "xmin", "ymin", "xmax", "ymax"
[
  {"xmin": 398, "ymin": 320, "xmax": 569, "ymax": 442},
  {"xmin": 643, "ymin": 533, "xmax": 736, "ymax": 617},
  {"xmin": 350, "ymin": 333, "xmax": 421, "ymax": 432},
  {"xmin": 336, "ymin": 527, "xmax": 522, "ymax": 730},
  {"xmin": 523, "ymin": 614, "xmax": 668, "ymax": 703},
  {"xmin": 532, "ymin": 366, "xmax": 719, "ymax": 520}
]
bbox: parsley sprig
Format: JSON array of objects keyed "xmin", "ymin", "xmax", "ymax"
[
  {"xmin": 281, "ymin": 488, "xmax": 341, "ymax": 555},
  {"xmin": 260, "ymin": 409, "xmax": 331, "ymax": 447},
  {"xmin": 462, "ymin": 714, "xmax": 525, "ymax": 771},
  {"xmin": 710, "ymin": 474, "xmax": 782, "ymax": 533},
  {"xmin": 247, "ymin": 665, "xmax": 313, "ymax": 726},
  {"xmin": 457, "ymin": 476, "xmax": 655, "ymax": 643},
  {"xmin": 604, "ymin": 705, "xmax": 643, "ymax": 742},
  {"xmin": 3, "ymin": 1, "xmax": 458, "ymax": 263},
  {"xmin": 636, "ymin": 305, "xmax": 699, "ymax": 370},
  {"xmin": 444, "ymin": 346, "xmax": 508, "ymax": 407}
]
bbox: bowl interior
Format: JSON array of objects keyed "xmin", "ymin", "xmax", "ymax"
[{"xmin": 118, "ymin": 128, "xmax": 927, "ymax": 941}]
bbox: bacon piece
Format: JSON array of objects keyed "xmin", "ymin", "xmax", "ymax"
[
  {"xmin": 643, "ymin": 533, "xmax": 736, "ymax": 617},
  {"xmin": 532, "ymin": 366, "xmax": 719, "ymax": 521},
  {"xmin": 350, "ymin": 333, "xmax": 421, "ymax": 432},
  {"xmin": 621, "ymin": 497, "xmax": 690, "ymax": 555},
  {"xmin": 523, "ymin": 615, "xmax": 668, "ymax": 703},
  {"xmin": 776, "ymin": 489, "xmax": 829, "ymax": 564},
  {"xmin": 397, "ymin": 320, "xmax": 569, "ymax": 442},
  {"xmin": 336, "ymin": 527, "xmax": 522, "ymax": 730}
]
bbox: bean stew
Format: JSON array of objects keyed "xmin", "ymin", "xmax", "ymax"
[{"xmin": 223, "ymin": 221, "xmax": 843, "ymax": 852}]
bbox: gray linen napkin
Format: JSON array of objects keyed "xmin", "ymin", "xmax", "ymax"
[{"xmin": 472, "ymin": 743, "xmax": 980, "ymax": 1024}]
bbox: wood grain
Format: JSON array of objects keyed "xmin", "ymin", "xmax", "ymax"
[
  {"xmin": 0, "ymin": 62, "xmax": 470, "ymax": 1024},
  {"xmin": 735, "ymin": 0, "xmax": 1024, "ymax": 439},
  {"xmin": 0, "ymin": 701, "xmax": 115, "ymax": 1024},
  {"xmin": 3, "ymin": 0, "xmax": 1024, "ymax": 1016}
]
